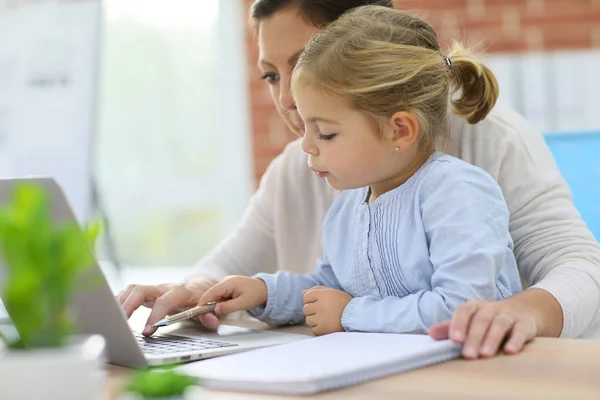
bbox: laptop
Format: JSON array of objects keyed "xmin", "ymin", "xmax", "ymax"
[{"xmin": 0, "ymin": 177, "xmax": 307, "ymax": 367}]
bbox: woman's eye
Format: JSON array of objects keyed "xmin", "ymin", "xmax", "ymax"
[
  {"xmin": 260, "ymin": 72, "xmax": 279, "ymax": 84},
  {"xmin": 319, "ymin": 133, "xmax": 337, "ymax": 141}
]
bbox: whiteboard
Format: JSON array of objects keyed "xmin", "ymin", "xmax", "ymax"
[{"xmin": 0, "ymin": 0, "xmax": 101, "ymax": 223}]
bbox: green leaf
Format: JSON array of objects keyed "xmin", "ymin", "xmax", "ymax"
[
  {"xmin": 0, "ymin": 183, "xmax": 101, "ymax": 349},
  {"xmin": 84, "ymin": 218, "xmax": 102, "ymax": 249},
  {"xmin": 126, "ymin": 368, "xmax": 198, "ymax": 397}
]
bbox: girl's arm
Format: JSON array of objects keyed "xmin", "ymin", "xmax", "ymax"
[{"xmin": 249, "ymin": 254, "xmax": 343, "ymax": 326}]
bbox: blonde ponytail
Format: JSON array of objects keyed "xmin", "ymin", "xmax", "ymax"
[
  {"xmin": 291, "ymin": 6, "xmax": 501, "ymax": 151},
  {"xmin": 447, "ymin": 42, "xmax": 499, "ymax": 124}
]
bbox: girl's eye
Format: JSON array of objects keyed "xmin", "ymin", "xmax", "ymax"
[
  {"xmin": 319, "ymin": 133, "xmax": 337, "ymax": 141},
  {"xmin": 260, "ymin": 72, "xmax": 279, "ymax": 84}
]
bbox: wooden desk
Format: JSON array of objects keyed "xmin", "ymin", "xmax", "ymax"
[{"xmin": 107, "ymin": 323, "xmax": 600, "ymax": 400}]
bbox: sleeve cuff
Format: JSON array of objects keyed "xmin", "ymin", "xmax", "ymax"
[
  {"xmin": 247, "ymin": 273, "xmax": 279, "ymax": 322},
  {"xmin": 341, "ymin": 297, "xmax": 362, "ymax": 332},
  {"xmin": 531, "ymin": 264, "xmax": 600, "ymax": 338}
]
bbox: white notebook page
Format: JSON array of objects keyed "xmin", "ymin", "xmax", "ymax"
[{"xmin": 178, "ymin": 332, "xmax": 462, "ymax": 394}]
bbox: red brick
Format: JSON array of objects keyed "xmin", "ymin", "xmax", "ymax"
[
  {"xmin": 542, "ymin": 22, "xmax": 594, "ymax": 49},
  {"xmin": 483, "ymin": 36, "xmax": 530, "ymax": 53},
  {"xmin": 458, "ymin": 13, "xmax": 505, "ymax": 32},
  {"xmin": 395, "ymin": 0, "xmax": 468, "ymax": 11},
  {"xmin": 522, "ymin": 4, "xmax": 599, "ymax": 25},
  {"xmin": 483, "ymin": 0, "xmax": 530, "ymax": 12}
]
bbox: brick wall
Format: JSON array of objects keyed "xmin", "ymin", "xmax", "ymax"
[{"xmin": 245, "ymin": 0, "xmax": 600, "ymax": 184}]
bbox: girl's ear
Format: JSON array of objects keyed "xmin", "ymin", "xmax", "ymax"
[{"xmin": 385, "ymin": 111, "xmax": 419, "ymax": 150}]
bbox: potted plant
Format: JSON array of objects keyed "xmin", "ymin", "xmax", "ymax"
[
  {"xmin": 0, "ymin": 182, "xmax": 107, "ymax": 399},
  {"xmin": 122, "ymin": 367, "xmax": 199, "ymax": 399}
]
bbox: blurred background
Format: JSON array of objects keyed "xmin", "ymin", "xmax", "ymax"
[{"xmin": 0, "ymin": 0, "xmax": 598, "ymax": 282}]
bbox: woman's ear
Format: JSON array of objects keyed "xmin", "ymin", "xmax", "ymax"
[{"xmin": 385, "ymin": 111, "xmax": 419, "ymax": 150}]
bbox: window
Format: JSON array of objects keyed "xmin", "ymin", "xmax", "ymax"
[
  {"xmin": 96, "ymin": 0, "xmax": 252, "ymax": 268},
  {"xmin": 484, "ymin": 51, "xmax": 600, "ymax": 133}
]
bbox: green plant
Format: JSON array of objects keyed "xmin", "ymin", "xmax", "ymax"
[
  {"xmin": 0, "ymin": 183, "xmax": 100, "ymax": 349},
  {"xmin": 125, "ymin": 368, "xmax": 198, "ymax": 398}
]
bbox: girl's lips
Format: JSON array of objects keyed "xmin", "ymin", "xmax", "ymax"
[{"xmin": 312, "ymin": 170, "xmax": 328, "ymax": 178}]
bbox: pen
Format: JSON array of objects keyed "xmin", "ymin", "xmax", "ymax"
[{"xmin": 152, "ymin": 302, "xmax": 219, "ymax": 328}]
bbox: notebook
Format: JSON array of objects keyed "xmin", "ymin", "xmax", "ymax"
[{"xmin": 177, "ymin": 332, "xmax": 462, "ymax": 395}]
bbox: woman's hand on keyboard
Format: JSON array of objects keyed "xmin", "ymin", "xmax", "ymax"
[{"xmin": 117, "ymin": 277, "xmax": 220, "ymax": 336}]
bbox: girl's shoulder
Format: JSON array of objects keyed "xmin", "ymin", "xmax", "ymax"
[{"xmin": 418, "ymin": 153, "xmax": 503, "ymax": 197}]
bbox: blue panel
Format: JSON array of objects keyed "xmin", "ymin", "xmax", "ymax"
[{"xmin": 544, "ymin": 132, "xmax": 600, "ymax": 240}]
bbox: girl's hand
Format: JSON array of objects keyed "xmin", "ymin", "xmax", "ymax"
[
  {"xmin": 199, "ymin": 276, "xmax": 268, "ymax": 316},
  {"xmin": 302, "ymin": 286, "xmax": 352, "ymax": 336},
  {"xmin": 429, "ymin": 297, "xmax": 538, "ymax": 359}
]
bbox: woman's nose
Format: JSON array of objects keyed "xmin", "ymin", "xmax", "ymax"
[{"xmin": 278, "ymin": 77, "xmax": 295, "ymax": 111}]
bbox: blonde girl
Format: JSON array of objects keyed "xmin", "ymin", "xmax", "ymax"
[{"xmin": 198, "ymin": 5, "xmax": 522, "ymax": 341}]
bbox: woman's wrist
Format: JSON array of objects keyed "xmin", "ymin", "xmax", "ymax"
[{"xmin": 507, "ymin": 288, "xmax": 564, "ymax": 337}]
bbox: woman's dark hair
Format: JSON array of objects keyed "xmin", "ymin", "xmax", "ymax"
[{"xmin": 250, "ymin": 0, "xmax": 394, "ymax": 28}]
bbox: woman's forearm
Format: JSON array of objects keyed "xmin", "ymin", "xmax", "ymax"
[{"xmin": 507, "ymin": 288, "xmax": 563, "ymax": 337}]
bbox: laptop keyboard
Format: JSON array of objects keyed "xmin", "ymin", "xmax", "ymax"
[{"xmin": 134, "ymin": 332, "xmax": 238, "ymax": 355}]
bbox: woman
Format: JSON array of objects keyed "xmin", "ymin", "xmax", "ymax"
[{"xmin": 118, "ymin": 0, "xmax": 600, "ymax": 359}]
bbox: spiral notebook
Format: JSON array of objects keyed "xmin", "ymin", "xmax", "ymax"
[{"xmin": 177, "ymin": 332, "xmax": 462, "ymax": 395}]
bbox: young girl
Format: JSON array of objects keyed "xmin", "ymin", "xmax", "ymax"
[{"xmin": 198, "ymin": 5, "xmax": 522, "ymax": 335}]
